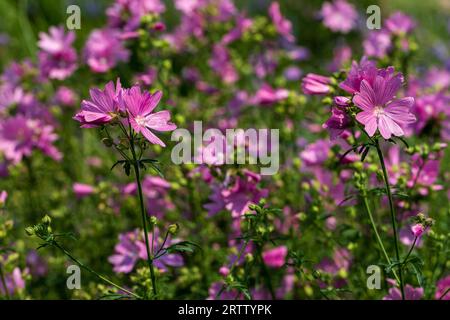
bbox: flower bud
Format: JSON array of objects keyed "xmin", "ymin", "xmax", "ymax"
[{"xmin": 168, "ymin": 223, "xmax": 179, "ymax": 235}]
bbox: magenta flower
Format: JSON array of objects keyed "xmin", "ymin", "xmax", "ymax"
[
  {"xmin": 0, "ymin": 267, "xmax": 25, "ymax": 296},
  {"xmin": 385, "ymin": 12, "xmax": 416, "ymax": 35},
  {"xmin": 411, "ymin": 224, "xmax": 425, "ymax": 237},
  {"xmin": 383, "ymin": 284, "xmax": 424, "ymax": 300},
  {"xmin": 339, "ymin": 57, "xmax": 378, "ymax": 94},
  {"xmin": 302, "ymin": 73, "xmax": 332, "ymax": 95},
  {"xmin": 108, "ymin": 230, "xmax": 143, "ymax": 273},
  {"xmin": 54, "ymin": 86, "xmax": 77, "ymax": 107},
  {"xmin": 84, "ymin": 29, "xmax": 130, "ymax": 73},
  {"xmin": 38, "ymin": 26, "xmax": 77, "ymax": 80},
  {"xmin": 268, "ymin": 2, "xmax": 295, "ymax": 42},
  {"xmin": 0, "ymin": 116, "xmax": 34, "ymax": 164},
  {"xmin": 253, "ymin": 83, "xmax": 289, "ymax": 106},
  {"xmin": 209, "ymin": 45, "xmax": 239, "ymax": 84},
  {"xmin": 363, "ymin": 31, "xmax": 392, "ymax": 59},
  {"xmin": 73, "ymin": 183, "xmax": 95, "ymax": 198},
  {"xmin": 205, "ymin": 170, "xmax": 268, "ymax": 218},
  {"xmin": 0, "ymin": 190, "xmax": 7, "ymax": 206},
  {"xmin": 262, "ymin": 246, "xmax": 288, "ymax": 268},
  {"xmin": 74, "ymin": 79, "xmax": 122, "ymax": 128},
  {"xmin": 353, "ymin": 72, "xmax": 417, "ymax": 139},
  {"xmin": 120, "ymin": 86, "xmax": 176, "ymax": 147},
  {"xmin": 435, "ymin": 275, "xmax": 450, "ymax": 300},
  {"xmin": 323, "ymin": 107, "xmax": 351, "ymax": 140},
  {"xmin": 320, "ymin": 0, "xmax": 358, "ymax": 34}
]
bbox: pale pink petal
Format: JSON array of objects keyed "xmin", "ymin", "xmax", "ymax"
[
  {"xmin": 145, "ymin": 110, "xmax": 177, "ymax": 131},
  {"xmin": 141, "ymin": 127, "xmax": 166, "ymax": 147}
]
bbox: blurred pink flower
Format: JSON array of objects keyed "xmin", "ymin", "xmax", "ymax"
[
  {"xmin": 262, "ymin": 246, "xmax": 288, "ymax": 268},
  {"xmin": 38, "ymin": 26, "xmax": 77, "ymax": 80},
  {"xmin": 320, "ymin": 0, "xmax": 358, "ymax": 33},
  {"xmin": 302, "ymin": 73, "xmax": 332, "ymax": 95},
  {"xmin": 435, "ymin": 275, "xmax": 450, "ymax": 300},
  {"xmin": 268, "ymin": 2, "xmax": 295, "ymax": 42},
  {"xmin": 411, "ymin": 224, "xmax": 425, "ymax": 237},
  {"xmin": 84, "ymin": 29, "xmax": 129, "ymax": 73},
  {"xmin": 73, "ymin": 183, "xmax": 95, "ymax": 198},
  {"xmin": 385, "ymin": 12, "xmax": 416, "ymax": 35},
  {"xmin": 253, "ymin": 83, "xmax": 289, "ymax": 106},
  {"xmin": 383, "ymin": 284, "xmax": 423, "ymax": 300}
]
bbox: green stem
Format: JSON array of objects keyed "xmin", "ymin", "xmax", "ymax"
[
  {"xmin": 402, "ymin": 237, "xmax": 417, "ymax": 266},
  {"xmin": 52, "ymin": 242, "xmax": 141, "ymax": 299},
  {"xmin": 129, "ymin": 135, "xmax": 157, "ymax": 298},
  {"xmin": 362, "ymin": 193, "xmax": 400, "ymax": 283},
  {"xmin": 375, "ymin": 140, "xmax": 405, "ymax": 300},
  {"xmin": 0, "ymin": 263, "xmax": 10, "ymax": 299}
]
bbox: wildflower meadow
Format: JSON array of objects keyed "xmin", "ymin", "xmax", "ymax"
[{"xmin": 0, "ymin": 0, "xmax": 449, "ymax": 303}]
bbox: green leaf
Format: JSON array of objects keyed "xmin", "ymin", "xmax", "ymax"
[{"xmin": 164, "ymin": 241, "xmax": 201, "ymax": 254}]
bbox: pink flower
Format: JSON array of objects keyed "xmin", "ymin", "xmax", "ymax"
[
  {"xmin": 385, "ymin": 12, "xmax": 416, "ymax": 35},
  {"xmin": 73, "ymin": 183, "xmax": 95, "ymax": 198},
  {"xmin": 262, "ymin": 246, "xmax": 288, "ymax": 268},
  {"xmin": 74, "ymin": 79, "xmax": 122, "ymax": 128},
  {"xmin": 411, "ymin": 224, "xmax": 425, "ymax": 237},
  {"xmin": 339, "ymin": 57, "xmax": 378, "ymax": 94},
  {"xmin": 38, "ymin": 26, "xmax": 77, "ymax": 80},
  {"xmin": 320, "ymin": 0, "xmax": 358, "ymax": 34},
  {"xmin": 268, "ymin": 2, "xmax": 295, "ymax": 42},
  {"xmin": 383, "ymin": 284, "xmax": 424, "ymax": 300},
  {"xmin": 209, "ymin": 45, "xmax": 238, "ymax": 84},
  {"xmin": 353, "ymin": 70, "xmax": 417, "ymax": 139},
  {"xmin": 84, "ymin": 29, "xmax": 129, "ymax": 73},
  {"xmin": 54, "ymin": 86, "xmax": 77, "ymax": 107},
  {"xmin": 323, "ymin": 107, "xmax": 351, "ymax": 140},
  {"xmin": 119, "ymin": 86, "xmax": 176, "ymax": 147},
  {"xmin": 435, "ymin": 275, "xmax": 450, "ymax": 300},
  {"xmin": 302, "ymin": 73, "xmax": 332, "ymax": 95},
  {"xmin": 0, "ymin": 267, "xmax": 26, "ymax": 296},
  {"xmin": 0, "ymin": 190, "xmax": 7, "ymax": 206},
  {"xmin": 363, "ymin": 31, "xmax": 392, "ymax": 59},
  {"xmin": 253, "ymin": 83, "xmax": 289, "ymax": 106}
]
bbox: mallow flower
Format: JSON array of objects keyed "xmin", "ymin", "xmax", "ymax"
[
  {"xmin": 119, "ymin": 86, "xmax": 176, "ymax": 147},
  {"xmin": 353, "ymin": 71, "xmax": 417, "ymax": 139}
]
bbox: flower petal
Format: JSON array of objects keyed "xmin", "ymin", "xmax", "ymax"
[{"xmin": 145, "ymin": 110, "xmax": 177, "ymax": 132}]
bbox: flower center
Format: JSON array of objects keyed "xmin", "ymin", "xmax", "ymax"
[
  {"xmin": 374, "ymin": 106, "xmax": 385, "ymax": 117},
  {"xmin": 135, "ymin": 115, "xmax": 147, "ymax": 127}
]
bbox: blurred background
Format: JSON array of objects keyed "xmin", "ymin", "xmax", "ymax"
[{"xmin": 1, "ymin": 0, "xmax": 449, "ymax": 71}]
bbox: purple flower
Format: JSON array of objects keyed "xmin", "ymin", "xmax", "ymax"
[
  {"xmin": 54, "ymin": 86, "xmax": 77, "ymax": 107},
  {"xmin": 262, "ymin": 246, "xmax": 288, "ymax": 268},
  {"xmin": 38, "ymin": 26, "xmax": 77, "ymax": 80},
  {"xmin": 302, "ymin": 73, "xmax": 332, "ymax": 95},
  {"xmin": 339, "ymin": 57, "xmax": 378, "ymax": 94},
  {"xmin": 411, "ymin": 224, "xmax": 425, "ymax": 237},
  {"xmin": 0, "ymin": 267, "xmax": 25, "ymax": 296},
  {"xmin": 108, "ymin": 230, "xmax": 143, "ymax": 273},
  {"xmin": 300, "ymin": 139, "xmax": 330, "ymax": 166},
  {"xmin": 385, "ymin": 12, "xmax": 416, "ymax": 35},
  {"xmin": 353, "ymin": 70, "xmax": 417, "ymax": 139},
  {"xmin": 323, "ymin": 106, "xmax": 351, "ymax": 140},
  {"xmin": 435, "ymin": 275, "xmax": 450, "ymax": 300},
  {"xmin": 119, "ymin": 87, "xmax": 176, "ymax": 147},
  {"xmin": 221, "ymin": 15, "xmax": 252, "ymax": 45},
  {"xmin": 84, "ymin": 29, "xmax": 130, "ymax": 73},
  {"xmin": 363, "ymin": 31, "xmax": 392, "ymax": 59},
  {"xmin": 0, "ymin": 190, "xmax": 7, "ymax": 206},
  {"xmin": 320, "ymin": 0, "xmax": 358, "ymax": 33},
  {"xmin": 0, "ymin": 116, "xmax": 34, "ymax": 164},
  {"xmin": 107, "ymin": 0, "xmax": 165, "ymax": 32},
  {"xmin": 383, "ymin": 284, "xmax": 424, "ymax": 300},
  {"xmin": 268, "ymin": 2, "xmax": 295, "ymax": 42},
  {"xmin": 74, "ymin": 79, "xmax": 122, "ymax": 128},
  {"xmin": 205, "ymin": 170, "xmax": 268, "ymax": 218},
  {"xmin": 209, "ymin": 45, "xmax": 238, "ymax": 84},
  {"xmin": 26, "ymin": 250, "xmax": 48, "ymax": 277}
]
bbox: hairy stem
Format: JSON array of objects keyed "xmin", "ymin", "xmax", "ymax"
[
  {"xmin": 375, "ymin": 140, "xmax": 405, "ymax": 300},
  {"xmin": 52, "ymin": 242, "xmax": 141, "ymax": 299},
  {"xmin": 129, "ymin": 135, "xmax": 157, "ymax": 298}
]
